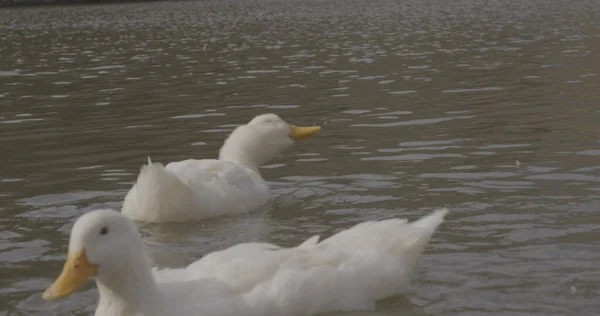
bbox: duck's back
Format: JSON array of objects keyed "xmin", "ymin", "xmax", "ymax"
[
  {"xmin": 122, "ymin": 159, "xmax": 271, "ymax": 222},
  {"xmin": 166, "ymin": 159, "xmax": 271, "ymax": 217},
  {"xmin": 163, "ymin": 209, "xmax": 447, "ymax": 316}
]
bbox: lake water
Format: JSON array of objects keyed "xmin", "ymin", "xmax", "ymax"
[{"xmin": 1, "ymin": 0, "xmax": 599, "ymax": 315}]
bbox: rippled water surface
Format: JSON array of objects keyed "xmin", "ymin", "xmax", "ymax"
[{"xmin": 1, "ymin": 0, "xmax": 600, "ymax": 315}]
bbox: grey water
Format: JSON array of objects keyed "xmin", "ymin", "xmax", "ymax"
[{"xmin": 1, "ymin": 0, "xmax": 599, "ymax": 315}]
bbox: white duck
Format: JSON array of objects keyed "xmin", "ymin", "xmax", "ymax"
[
  {"xmin": 121, "ymin": 113, "xmax": 321, "ymax": 223},
  {"xmin": 43, "ymin": 208, "xmax": 448, "ymax": 316}
]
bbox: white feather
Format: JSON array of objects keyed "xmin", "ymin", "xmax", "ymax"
[
  {"xmin": 122, "ymin": 114, "xmax": 319, "ymax": 223},
  {"xmin": 47, "ymin": 208, "xmax": 448, "ymax": 316}
]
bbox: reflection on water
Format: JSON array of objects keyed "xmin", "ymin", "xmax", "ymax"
[{"xmin": 1, "ymin": 0, "xmax": 600, "ymax": 315}]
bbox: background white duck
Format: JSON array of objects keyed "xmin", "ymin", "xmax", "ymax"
[
  {"xmin": 43, "ymin": 208, "xmax": 447, "ymax": 316},
  {"xmin": 121, "ymin": 113, "xmax": 321, "ymax": 223}
]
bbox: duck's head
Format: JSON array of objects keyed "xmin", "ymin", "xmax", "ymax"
[
  {"xmin": 218, "ymin": 113, "xmax": 321, "ymax": 170},
  {"xmin": 42, "ymin": 209, "xmax": 145, "ymax": 301}
]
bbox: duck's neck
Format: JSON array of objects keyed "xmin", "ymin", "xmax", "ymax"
[
  {"xmin": 217, "ymin": 133, "xmax": 264, "ymax": 175},
  {"xmin": 218, "ymin": 125, "xmax": 288, "ymax": 176},
  {"xmin": 95, "ymin": 252, "xmax": 163, "ymax": 315},
  {"xmin": 219, "ymin": 150, "xmax": 262, "ymax": 175}
]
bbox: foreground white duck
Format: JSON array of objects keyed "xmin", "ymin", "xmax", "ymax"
[
  {"xmin": 121, "ymin": 113, "xmax": 321, "ymax": 223},
  {"xmin": 43, "ymin": 208, "xmax": 448, "ymax": 316}
]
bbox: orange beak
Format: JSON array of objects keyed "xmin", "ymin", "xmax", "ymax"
[
  {"xmin": 42, "ymin": 249, "xmax": 97, "ymax": 301},
  {"xmin": 288, "ymin": 124, "xmax": 321, "ymax": 141}
]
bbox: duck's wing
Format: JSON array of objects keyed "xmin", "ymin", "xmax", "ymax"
[
  {"xmin": 179, "ymin": 209, "xmax": 448, "ymax": 315},
  {"xmin": 184, "ymin": 242, "xmax": 292, "ymax": 292},
  {"xmin": 165, "ymin": 159, "xmax": 271, "ymax": 216},
  {"xmin": 152, "ymin": 266, "xmax": 265, "ymax": 316}
]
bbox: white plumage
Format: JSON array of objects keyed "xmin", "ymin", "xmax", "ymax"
[
  {"xmin": 121, "ymin": 113, "xmax": 321, "ymax": 223},
  {"xmin": 43, "ymin": 208, "xmax": 448, "ymax": 316}
]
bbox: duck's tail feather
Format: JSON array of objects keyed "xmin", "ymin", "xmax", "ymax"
[
  {"xmin": 312, "ymin": 208, "xmax": 449, "ymax": 301},
  {"xmin": 263, "ymin": 209, "xmax": 449, "ymax": 315},
  {"xmin": 411, "ymin": 207, "xmax": 448, "ymax": 231},
  {"xmin": 122, "ymin": 159, "xmax": 195, "ymax": 222}
]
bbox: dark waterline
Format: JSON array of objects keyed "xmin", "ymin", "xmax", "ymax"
[{"xmin": 0, "ymin": 0, "xmax": 169, "ymax": 8}]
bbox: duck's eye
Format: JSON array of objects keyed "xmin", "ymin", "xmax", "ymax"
[{"xmin": 100, "ymin": 227, "xmax": 108, "ymax": 236}]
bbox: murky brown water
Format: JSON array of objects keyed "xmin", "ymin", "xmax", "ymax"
[{"xmin": 1, "ymin": 0, "xmax": 600, "ymax": 315}]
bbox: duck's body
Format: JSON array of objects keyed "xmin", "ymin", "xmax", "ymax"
[
  {"xmin": 43, "ymin": 208, "xmax": 448, "ymax": 316},
  {"xmin": 122, "ymin": 114, "xmax": 321, "ymax": 223},
  {"xmin": 121, "ymin": 159, "xmax": 271, "ymax": 222}
]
